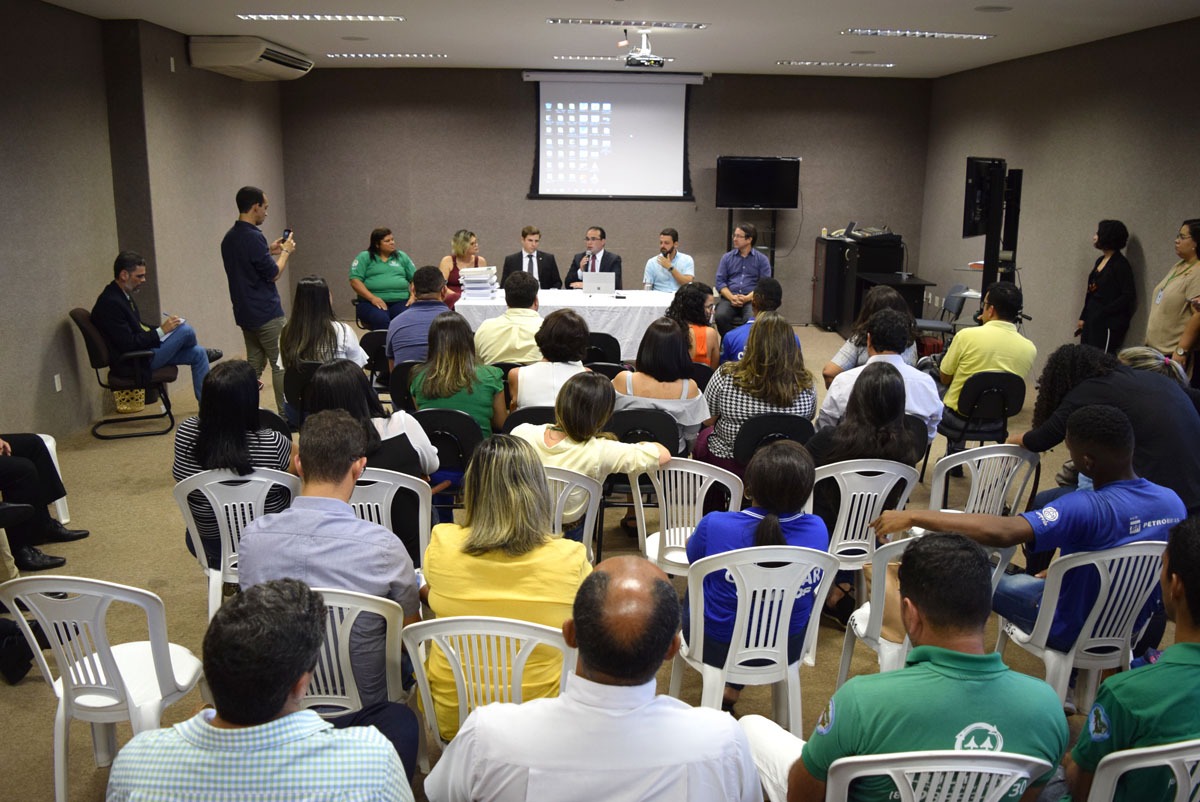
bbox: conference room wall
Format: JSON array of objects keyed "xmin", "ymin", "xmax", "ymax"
[
  {"xmin": 919, "ymin": 17, "xmax": 1200, "ymax": 373},
  {"xmin": 0, "ymin": 0, "xmax": 118, "ymax": 432},
  {"xmin": 279, "ymin": 69, "xmax": 930, "ymax": 329}
]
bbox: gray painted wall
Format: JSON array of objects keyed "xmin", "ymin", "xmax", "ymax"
[{"xmin": 918, "ymin": 18, "xmax": 1200, "ymax": 373}]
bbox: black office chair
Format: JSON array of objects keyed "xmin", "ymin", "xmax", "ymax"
[
  {"xmin": 732, "ymin": 413, "xmax": 815, "ymax": 466},
  {"xmin": 414, "ymin": 409, "xmax": 484, "ymax": 517},
  {"xmin": 502, "ymin": 405, "xmax": 556, "ymax": 433},
  {"xmin": 360, "ymin": 330, "xmax": 389, "ymax": 388},
  {"xmin": 388, "ymin": 360, "xmax": 422, "ymax": 413},
  {"xmin": 586, "ymin": 331, "xmax": 622, "ymax": 364},
  {"xmin": 903, "ymin": 413, "xmax": 932, "ymax": 469},
  {"xmin": 920, "ymin": 371, "xmax": 1026, "ymax": 480},
  {"xmin": 914, "ymin": 283, "xmax": 971, "ymax": 348},
  {"xmin": 283, "ymin": 359, "xmax": 323, "ymax": 427},
  {"xmin": 491, "ymin": 362, "xmax": 522, "ymax": 409},
  {"xmin": 584, "ymin": 362, "xmax": 626, "ymax": 381},
  {"xmin": 690, "ymin": 362, "xmax": 715, "ymax": 392},
  {"xmin": 69, "ymin": 307, "xmax": 178, "ymax": 440},
  {"xmin": 258, "ymin": 408, "xmax": 293, "ymax": 439}
]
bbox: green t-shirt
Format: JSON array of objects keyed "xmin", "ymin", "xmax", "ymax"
[
  {"xmin": 349, "ymin": 249, "xmax": 416, "ymax": 303},
  {"xmin": 1071, "ymin": 642, "xmax": 1200, "ymax": 802},
  {"xmin": 411, "ymin": 364, "xmax": 504, "ymax": 437},
  {"xmin": 802, "ymin": 646, "xmax": 1068, "ymax": 802}
]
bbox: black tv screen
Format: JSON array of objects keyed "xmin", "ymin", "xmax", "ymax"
[
  {"xmin": 963, "ymin": 156, "xmax": 1005, "ymax": 238},
  {"xmin": 716, "ymin": 156, "xmax": 800, "ymax": 209}
]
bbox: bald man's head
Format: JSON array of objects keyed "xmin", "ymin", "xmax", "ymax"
[{"xmin": 569, "ymin": 556, "xmax": 681, "ymax": 685}]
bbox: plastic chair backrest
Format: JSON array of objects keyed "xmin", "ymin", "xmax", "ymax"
[
  {"xmin": 943, "ymin": 283, "xmax": 970, "ymax": 318},
  {"xmin": 351, "ymin": 467, "xmax": 431, "ymax": 557},
  {"xmin": 0, "ymin": 576, "xmax": 180, "ymax": 719},
  {"xmin": 810, "ymin": 459, "xmax": 918, "ymax": 567},
  {"xmin": 606, "ymin": 408, "xmax": 681, "ymax": 454},
  {"xmin": 388, "ymin": 360, "xmax": 423, "ymax": 413},
  {"xmin": 636, "ymin": 458, "xmax": 743, "ymax": 565},
  {"xmin": 687, "ymin": 546, "xmax": 839, "ymax": 685},
  {"xmin": 825, "ymin": 750, "xmax": 1052, "ymax": 802},
  {"xmin": 172, "ymin": 468, "xmax": 301, "ymax": 581},
  {"xmin": 690, "ymin": 361, "xmax": 715, "ymax": 392},
  {"xmin": 543, "ymin": 466, "xmax": 603, "ymax": 561},
  {"xmin": 401, "ymin": 616, "xmax": 575, "ymax": 744},
  {"xmin": 732, "ymin": 413, "xmax": 815, "ymax": 465},
  {"xmin": 283, "ymin": 360, "xmax": 322, "ymax": 410},
  {"xmin": 503, "ymin": 405, "xmax": 556, "ymax": 433},
  {"xmin": 583, "ymin": 361, "xmax": 625, "ymax": 380},
  {"xmin": 587, "ymin": 331, "xmax": 622, "ymax": 363},
  {"xmin": 257, "ymin": 408, "xmax": 291, "ymax": 439},
  {"xmin": 956, "ymin": 372, "xmax": 1026, "ymax": 424},
  {"xmin": 1088, "ymin": 737, "xmax": 1200, "ymax": 802},
  {"xmin": 303, "ymin": 587, "xmax": 406, "ymax": 716},
  {"xmin": 1027, "ymin": 540, "xmax": 1165, "ymax": 660},
  {"xmin": 414, "ymin": 408, "xmax": 484, "ymax": 471}
]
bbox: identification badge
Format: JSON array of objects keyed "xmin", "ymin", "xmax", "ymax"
[{"xmin": 1156, "ymin": 289, "xmax": 1164, "ymax": 305}]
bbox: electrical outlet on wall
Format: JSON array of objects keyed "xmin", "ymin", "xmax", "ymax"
[{"xmin": 53, "ymin": 374, "xmax": 62, "ymax": 392}]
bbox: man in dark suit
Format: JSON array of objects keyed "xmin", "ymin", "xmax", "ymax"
[
  {"xmin": 565, "ymin": 226, "xmax": 623, "ymax": 290},
  {"xmin": 91, "ymin": 251, "xmax": 222, "ymax": 401},
  {"xmin": 501, "ymin": 225, "xmax": 561, "ymax": 290}
]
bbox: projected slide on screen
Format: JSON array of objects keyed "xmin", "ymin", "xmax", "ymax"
[{"xmin": 535, "ymin": 80, "xmax": 688, "ymax": 199}]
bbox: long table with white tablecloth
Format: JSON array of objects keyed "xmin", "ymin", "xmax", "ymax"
[{"xmin": 454, "ymin": 289, "xmax": 672, "ymax": 360}]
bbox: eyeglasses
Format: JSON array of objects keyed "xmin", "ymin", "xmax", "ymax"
[{"xmin": 585, "ymin": 236, "xmax": 602, "ymax": 242}]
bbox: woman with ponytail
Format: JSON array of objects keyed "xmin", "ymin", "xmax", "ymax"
[{"xmin": 682, "ymin": 440, "xmax": 828, "ymax": 711}]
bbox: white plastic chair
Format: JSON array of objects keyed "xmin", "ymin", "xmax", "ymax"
[
  {"xmin": 825, "ymin": 750, "xmax": 1052, "ymax": 802},
  {"xmin": 836, "ymin": 537, "xmax": 917, "ymax": 689},
  {"xmin": 301, "ymin": 587, "xmax": 407, "ymax": 717},
  {"xmin": 633, "ymin": 458, "xmax": 744, "ymax": 576},
  {"xmin": 808, "ymin": 459, "xmax": 918, "ymax": 601},
  {"xmin": 995, "ymin": 540, "xmax": 1166, "ymax": 712},
  {"xmin": 350, "ymin": 466, "xmax": 432, "ymax": 558},
  {"xmin": 0, "ymin": 576, "xmax": 204, "ymax": 802},
  {"xmin": 36, "ymin": 433, "xmax": 70, "ymax": 524},
  {"xmin": 668, "ymin": 545, "xmax": 839, "ymax": 735},
  {"xmin": 1088, "ymin": 736, "xmax": 1200, "ymax": 802},
  {"xmin": 543, "ymin": 466, "xmax": 603, "ymax": 562},
  {"xmin": 401, "ymin": 616, "xmax": 575, "ymax": 762},
  {"xmin": 172, "ymin": 468, "xmax": 301, "ymax": 619}
]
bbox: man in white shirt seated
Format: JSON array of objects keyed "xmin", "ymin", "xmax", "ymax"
[
  {"xmin": 473, "ymin": 271, "xmax": 544, "ymax": 365},
  {"xmin": 643, "ymin": 227, "xmax": 695, "ymax": 292},
  {"xmin": 817, "ymin": 308, "xmax": 943, "ymax": 442},
  {"xmin": 424, "ymin": 555, "xmax": 760, "ymax": 802},
  {"xmin": 107, "ymin": 579, "xmax": 413, "ymax": 802}
]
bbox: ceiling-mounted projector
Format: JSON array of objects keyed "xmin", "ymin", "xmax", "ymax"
[{"xmin": 625, "ymin": 31, "xmax": 665, "ymax": 69}]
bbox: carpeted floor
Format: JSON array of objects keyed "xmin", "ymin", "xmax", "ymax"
[{"xmin": 0, "ymin": 323, "xmax": 1117, "ymax": 801}]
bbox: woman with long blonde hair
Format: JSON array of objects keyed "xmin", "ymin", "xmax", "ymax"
[
  {"xmin": 437, "ymin": 229, "xmax": 490, "ymax": 310},
  {"xmin": 420, "ymin": 435, "xmax": 591, "ymax": 740},
  {"xmin": 410, "ymin": 311, "xmax": 506, "ymax": 437},
  {"xmin": 696, "ymin": 311, "xmax": 816, "ymax": 474}
]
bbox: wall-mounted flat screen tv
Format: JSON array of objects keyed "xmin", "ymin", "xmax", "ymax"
[{"xmin": 716, "ymin": 156, "xmax": 800, "ymax": 209}]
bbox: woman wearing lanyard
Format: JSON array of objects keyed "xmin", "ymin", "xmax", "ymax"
[{"xmin": 1145, "ymin": 219, "xmax": 1200, "ymax": 380}]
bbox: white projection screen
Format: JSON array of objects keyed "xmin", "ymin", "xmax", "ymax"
[{"xmin": 524, "ymin": 72, "xmax": 699, "ymax": 200}]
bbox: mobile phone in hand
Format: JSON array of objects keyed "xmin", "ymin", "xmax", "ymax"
[{"xmin": 282, "ymin": 228, "xmax": 293, "ymax": 242}]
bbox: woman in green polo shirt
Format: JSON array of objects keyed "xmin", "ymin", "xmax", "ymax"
[{"xmin": 349, "ymin": 227, "xmax": 416, "ymax": 330}]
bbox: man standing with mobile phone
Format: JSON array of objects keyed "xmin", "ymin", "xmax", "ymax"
[{"xmin": 220, "ymin": 186, "xmax": 295, "ymax": 415}]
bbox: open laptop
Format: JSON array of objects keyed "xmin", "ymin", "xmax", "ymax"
[{"xmin": 581, "ymin": 271, "xmax": 616, "ymax": 294}]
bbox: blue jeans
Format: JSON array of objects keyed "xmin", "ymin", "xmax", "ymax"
[
  {"xmin": 150, "ymin": 322, "xmax": 209, "ymax": 400},
  {"xmin": 993, "ymin": 573, "xmax": 1076, "ymax": 652},
  {"xmin": 356, "ymin": 299, "xmax": 406, "ymax": 331}
]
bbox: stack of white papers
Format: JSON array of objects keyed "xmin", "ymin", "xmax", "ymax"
[{"xmin": 458, "ymin": 266, "xmax": 499, "ymax": 300}]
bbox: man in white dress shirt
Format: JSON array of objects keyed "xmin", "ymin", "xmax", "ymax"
[
  {"xmin": 817, "ymin": 308, "xmax": 943, "ymax": 442},
  {"xmin": 424, "ymin": 555, "xmax": 760, "ymax": 802}
]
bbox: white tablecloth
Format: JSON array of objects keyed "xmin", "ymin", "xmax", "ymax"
[{"xmin": 455, "ymin": 289, "xmax": 672, "ymax": 360}]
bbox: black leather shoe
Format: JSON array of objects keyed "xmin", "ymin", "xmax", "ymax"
[
  {"xmin": 0, "ymin": 503, "xmax": 34, "ymax": 530},
  {"xmin": 205, "ymin": 348, "xmax": 224, "ymax": 363},
  {"xmin": 37, "ymin": 520, "xmax": 89, "ymax": 544},
  {"xmin": 13, "ymin": 546, "xmax": 65, "ymax": 572}
]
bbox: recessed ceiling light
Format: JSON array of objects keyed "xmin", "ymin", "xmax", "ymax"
[
  {"xmin": 974, "ymin": 5, "xmax": 1013, "ymax": 12},
  {"xmin": 777, "ymin": 60, "xmax": 895, "ymax": 68},
  {"xmin": 850, "ymin": 49, "xmax": 876, "ymax": 54},
  {"xmin": 842, "ymin": 27, "xmax": 994, "ymax": 40},
  {"xmin": 552, "ymin": 55, "xmax": 676, "ymax": 62},
  {"xmin": 545, "ymin": 18, "xmax": 707, "ymax": 30},
  {"xmin": 239, "ymin": 14, "xmax": 404, "ymax": 22},
  {"xmin": 326, "ymin": 52, "xmax": 447, "ymax": 59}
]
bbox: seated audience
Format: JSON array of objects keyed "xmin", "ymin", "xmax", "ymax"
[
  {"xmin": 238, "ymin": 411, "xmax": 421, "ymax": 728},
  {"xmin": 512, "ymin": 372, "xmax": 670, "ymax": 538},
  {"xmin": 349, "ymin": 226, "xmax": 416, "ymax": 331},
  {"xmin": 876, "ymin": 405, "xmax": 1185, "ymax": 656},
  {"xmin": 739, "ymin": 533, "xmax": 1067, "ymax": 802},
  {"xmin": 720, "ymin": 277, "xmax": 789, "ymax": 364},
  {"xmin": 281, "ymin": 275, "xmax": 368, "ymax": 423},
  {"xmin": 818, "ymin": 309, "xmax": 942, "ymax": 443},
  {"xmin": 612, "ymin": 317, "xmax": 710, "ymax": 455},
  {"xmin": 0, "ymin": 432, "xmax": 88, "ymax": 572},
  {"xmin": 385, "ymin": 266, "xmax": 449, "ymax": 368},
  {"xmin": 1118, "ymin": 344, "xmax": 1200, "ymax": 414},
  {"xmin": 411, "ymin": 311, "xmax": 506, "ymax": 437},
  {"xmin": 684, "ymin": 441, "xmax": 828, "ymax": 712},
  {"xmin": 1063, "ymin": 514, "xmax": 1200, "ymax": 802},
  {"xmin": 473, "ymin": 271, "xmax": 543, "ymax": 365},
  {"xmin": 697, "ymin": 312, "xmax": 817, "ymax": 475},
  {"xmin": 305, "ymin": 359, "xmax": 438, "ymax": 564},
  {"xmin": 172, "ymin": 360, "xmax": 292, "ymax": 569},
  {"xmin": 666, "ymin": 282, "xmax": 720, "ymax": 367},
  {"xmin": 425, "ymin": 555, "xmax": 760, "ymax": 802},
  {"xmin": 437, "ymin": 229, "xmax": 490, "ymax": 310},
  {"xmin": 420, "ymin": 435, "xmax": 591, "ymax": 741},
  {"xmin": 821, "ymin": 285, "xmax": 917, "ymax": 388},
  {"xmin": 508, "ymin": 308, "xmax": 589, "ymax": 411},
  {"xmin": 107, "ymin": 579, "xmax": 415, "ymax": 800}
]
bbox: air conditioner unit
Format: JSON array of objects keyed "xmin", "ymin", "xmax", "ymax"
[{"xmin": 189, "ymin": 36, "xmax": 313, "ymax": 81}]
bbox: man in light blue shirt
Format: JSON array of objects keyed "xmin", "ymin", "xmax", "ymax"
[
  {"xmin": 643, "ymin": 227, "xmax": 696, "ymax": 292},
  {"xmin": 106, "ymin": 579, "xmax": 414, "ymax": 802}
]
